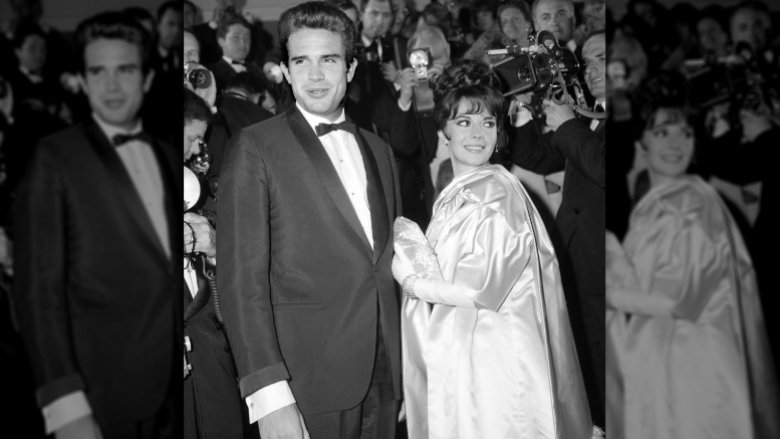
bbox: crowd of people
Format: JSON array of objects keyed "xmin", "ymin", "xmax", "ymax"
[
  {"xmin": 605, "ymin": 0, "xmax": 780, "ymax": 438},
  {"xmin": 2, "ymin": 0, "xmax": 778, "ymax": 438},
  {"xmin": 182, "ymin": 0, "xmax": 607, "ymax": 437}
]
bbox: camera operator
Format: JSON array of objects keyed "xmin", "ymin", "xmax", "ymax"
[
  {"xmin": 183, "ymin": 87, "xmax": 249, "ymax": 439},
  {"xmin": 509, "ymin": 29, "xmax": 606, "ymax": 429}
]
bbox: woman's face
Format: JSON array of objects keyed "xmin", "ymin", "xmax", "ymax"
[
  {"xmin": 440, "ymin": 100, "xmax": 498, "ymax": 176},
  {"xmin": 500, "ymin": 7, "xmax": 530, "ymax": 43},
  {"xmin": 697, "ymin": 17, "xmax": 727, "ymax": 54},
  {"xmin": 639, "ymin": 109, "xmax": 694, "ymax": 184}
]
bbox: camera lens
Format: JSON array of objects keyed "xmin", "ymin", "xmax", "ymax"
[{"xmin": 188, "ymin": 68, "xmax": 212, "ymax": 89}]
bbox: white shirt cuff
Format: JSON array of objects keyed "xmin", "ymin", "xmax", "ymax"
[
  {"xmin": 397, "ymin": 98, "xmax": 412, "ymax": 112},
  {"xmin": 246, "ymin": 380, "xmax": 297, "ymax": 424},
  {"xmin": 42, "ymin": 391, "xmax": 92, "ymax": 434}
]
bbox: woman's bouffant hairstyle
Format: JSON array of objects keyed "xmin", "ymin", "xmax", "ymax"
[
  {"xmin": 431, "ymin": 60, "xmax": 507, "ymax": 135},
  {"xmin": 633, "ymin": 70, "xmax": 693, "ymax": 137}
]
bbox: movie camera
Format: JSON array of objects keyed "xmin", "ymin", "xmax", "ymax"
[
  {"xmin": 683, "ymin": 42, "xmax": 780, "ymax": 124},
  {"xmin": 487, "ymin": 30, "xmax": 605, "ymax": 120},
  {"xmin": 185, "ymin": 62, "xmax": 212, "ymax": 90}
]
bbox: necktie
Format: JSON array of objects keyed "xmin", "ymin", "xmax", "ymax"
[
  {"xmin": 112, "ymin": 132, "xmax": 152, "ymax": 147},
  {"xmin": 365, "ymin": 41, "xmax": 379, "ymax": 62},
  {"xmin": 315, "ymin": 121, "xmax": 356, "ymax": 137}
]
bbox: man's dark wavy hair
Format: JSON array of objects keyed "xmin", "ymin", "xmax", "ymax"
[
  {"xmin": 75, "ymin": 11, "xmax": 153, "ymax": 76},
  {"xmin": 184, "ymin": 87, "xmax": 212, "ymax": 124},
  {"xmin": 432, "ymin": 60, "xmax": 506, "ymax": 137},
  {"xmin": 278, "ymin": 1, "xmax": 357, "ymax": 65}
]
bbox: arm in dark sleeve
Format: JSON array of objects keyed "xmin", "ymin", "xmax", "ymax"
[
  {"xmin": 551, "ymin": 118, "xmax": 605, "ymax": 188},
  {"xmin": 13, "ymin": 144, "xmax": 84, "ymax": 406},
  {"xmin": 217, "ymin": 131, "xmax": 290, "ymax": 398},
  {"xmin": 509, "ymin": 120, "xmax": 566, "ymax": 174},
  {"xmin": 699, "ymin": 128, "xmax": 774, "ymax": 185},
  {"xmin": 371, "ymin": 82, "xmax": 420, "ymax": 158}
]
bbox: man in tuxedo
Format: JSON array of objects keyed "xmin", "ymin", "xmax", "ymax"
[
  {"xmin": 510, "ymin": 30, "xmax": 606, "ymax": 428},
  {"xmin": 12, "ymin": 12, "xmax": 179, "ymax": 439},
  {"xmin": 208, "ymin": 13, "xmax": 262, "ymax": 91},
  {"xmin": 218, "ymin": 2, "xmax": 401, "ymax": 438}
]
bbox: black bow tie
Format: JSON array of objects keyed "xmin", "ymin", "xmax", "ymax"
[
  {"xmin": 231, "ymin": 59, "xmax": 245, "ymax": 66},
  {"xmin": 112, "ymin": 131, "xmax": 152, "ymax": 147},
  {"xmin": 315, "ymin": 121, "xmax": 356, "ymax": 137}
]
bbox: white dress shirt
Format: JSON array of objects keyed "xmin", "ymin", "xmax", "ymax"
[{"xmin": 223, "ymin": 55, "xmax": 247, "ymax": 73}]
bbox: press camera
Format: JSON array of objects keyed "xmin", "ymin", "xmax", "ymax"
[
  {"xmin": 683, "ymin": 43, "xmax": 780, "ymax": 120},
  {"xmin": 487, "ymin": 30, "xmax": 602, "ymax": 120}
]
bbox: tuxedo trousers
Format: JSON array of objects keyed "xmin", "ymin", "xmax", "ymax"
[{"xmin": 303, "ymin": 313, "xmax": 398, "ymax": 439}]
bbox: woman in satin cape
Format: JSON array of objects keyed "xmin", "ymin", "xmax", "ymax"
[
  {"xmin": 392, "ymin": 60, "xmax": 595, "ymax": 439},
  {"xmin": 606, "ymin": 102, "xmax": 780, "ymax": 439}
]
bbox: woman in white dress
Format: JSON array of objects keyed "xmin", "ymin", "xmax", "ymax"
[
  {"xmin": 606, "ymin": 95, "xmax": 780, "ymax": 438},
  {"xmin": 392, "ymin": 60, "xmax": 596, "ymax": 439}
]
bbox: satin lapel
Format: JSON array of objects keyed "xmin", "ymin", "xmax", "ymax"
[
  {"xmin": 353, "ymin": 129, "xmax": 389, "ymax": 263},
  {"xmin": 84, "ymin": 122, "xmax": 169, "ymax": 267},
  {"xmin": 287, "ymin": 108, "xmax": 372, "ymax": 251}
]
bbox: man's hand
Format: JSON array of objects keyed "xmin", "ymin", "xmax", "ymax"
[
  {"xmin": 395, "ymin": 67, "xmax": 419, "ymax": 110},
  {"xmin": 380, "ymin": 62, "xmax": 399, "ymax": 83},
  {"xmin": 740, "ymin": 108, "xmax": 772, "ymax": 143},
  {"xmin": 542, "ymin": 99, "xmax": 575, "ymax": 131},
  {"xmin": 257, "ymin": 403, "xmax": 310, "ymax": 439},
  {"xmin": 55, "ymin": 414, "xmax": 103, "ymax": 439},
  {"xmin": 184, "ymin": 212, "xmax": 216, "ymax": 258}
]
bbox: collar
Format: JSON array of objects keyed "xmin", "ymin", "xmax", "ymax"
[
  {"xmin": 296, "ymin": 103, "xmax": 346, "ymax": 134},
  {"xmin": 92, "ymin": 113, "xmax": 143, "ymax": 142},
  {"xmin": 19, "ymin": 66, "xmax": 42, "ymax": 80},
  {"xmin": 223, "ymin": 55, "xmax": 245, "ymax": 65},
  {"xmin": 595, "ymin": 99, "xmax": 606, "ymax": 111},
  {"xmin": 361, "ymin": 34, "xmax": 377, "ymax": 48}
]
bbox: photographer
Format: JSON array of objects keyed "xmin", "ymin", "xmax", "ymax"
[
  {"xmin": 183, "ymin": 87, "xmax": 248, "ymax": 439},
  {"xmin": 509, "ymin": 29, "xmax": 606, "ymax": 429}
]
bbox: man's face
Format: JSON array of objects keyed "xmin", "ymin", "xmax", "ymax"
[
  {"xmin": 582, "ymin": 0, "xmax": 606, "ymax": 32},
  {"xmin": 183, "ymin": 32, "xmax": 200, "ymax": 64},
  {"xmin": 281, "ymin": 28, "xmax": 357, "ymax": 122},
  {"xmin": 730, "ymin": 8, "xmax": 770, "ymax": 53},
  {"xmin": 582, "ymin": 33, "xmax": 605, "ymax": 100},
  {"xmin": 184, "ymin": 119, "xmax": 207, "ymax": 160},
  {"xmin": 15, "ymin": 34, "xmax": 47, "ymax": 72},
  {"xmin": 361, "ymin": 0, "xmax": 393, "ymax": 40},
  {"xmin": 183, "ymin": 3, "xmax": 197, "ymax": 29},
  {"xmin": 79, "ymin": 39, "xmax": 152, "ymax": 130},
  {"xmin": 157, "ymin": 8, "xmax": 183, "ymax": 51},
  {"xmin": 533, "ymin": 0, "xmax": 574, "ymax": 43},
  {"xmin": 697, "ymin": 17, "xmax": 727, "ymax": 54},
  {"xmin": 218, "ymin": 24, "xmax": 251, "ymax": 62}
]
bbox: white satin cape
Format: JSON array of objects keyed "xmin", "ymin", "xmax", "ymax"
[
  {"xmin": 402, "ymin": 165, "xmax": 592, "ymax": 439},
  {"xmin": 606, "ymin": 175, "xmax": 780, "ymax": 439}
]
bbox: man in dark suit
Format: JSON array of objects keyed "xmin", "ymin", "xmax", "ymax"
[
  {"xmin": 218, "ymin": 2, "xmax": 401, "ymax": 438},
  {"xmin": 207, "ymin": 13, "xmax": 264, "ymax": 91},
  {"xmin": 510, "ymin": 30, "xmax": 606, "ymax": 428},
  {"xmin": 12, "ymin": 12, "xmax": 179, "ymax": 439}
]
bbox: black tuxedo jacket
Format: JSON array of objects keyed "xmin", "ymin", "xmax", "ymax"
[
  {"xmin": 207, "ymin": 58, "xmax": 264, "ymax": 92},
  {"xmin": 13, "ymin": 121, "xmax": 180, "ymax": 423},
  {"xmin": 217, "ymin": 107, "xmax": 402, "ymax": 413}
]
